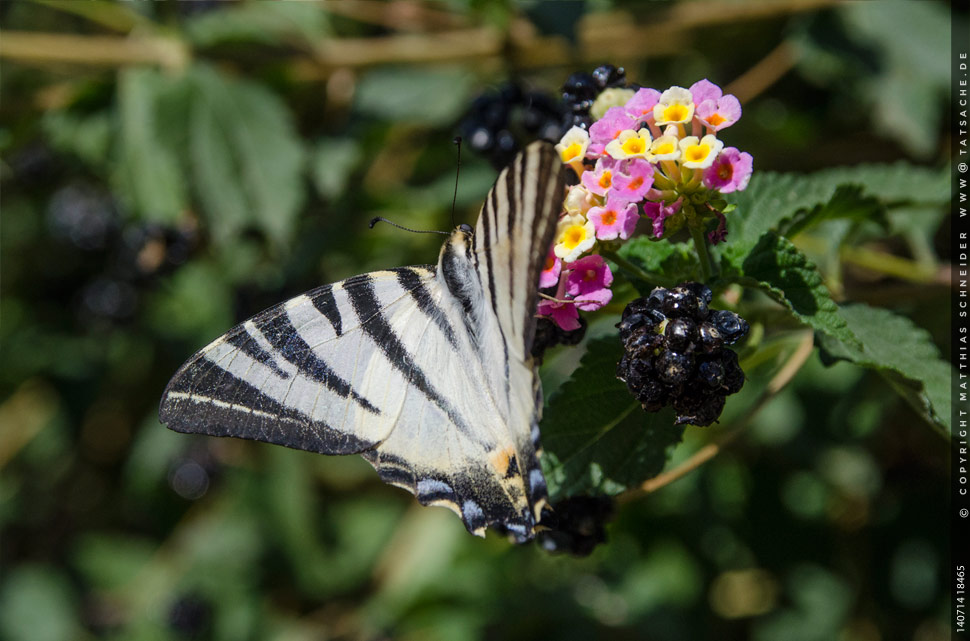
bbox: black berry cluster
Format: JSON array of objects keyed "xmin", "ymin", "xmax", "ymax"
[
  {"xmin": 531, "ymin": 316, "xmax": 587, "ymax": 363},
  {"xmin": 459, "ymin": 83, "xmax": 565, "ymax": 170},
  {"xmin": 536, "ymin": 495, "xmax": 614, "ymax": 557},
  {"xmin": 561, "ymin": 64, "xmax": 629, "ymax": 131},
  {"xmin": 616, "ymin": 283, "xmax": 748, "ymax": 427}
]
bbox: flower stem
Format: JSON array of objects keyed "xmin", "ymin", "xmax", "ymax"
[
  {"xmin": 689, "ymin": 223, "xmax": 714, "ymax": 281},
  {"xmin": 600, "ymin": 249, "xmax": 676, "ymax": 288}
]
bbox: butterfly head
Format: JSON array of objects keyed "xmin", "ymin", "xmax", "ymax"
[{"xmin": 441, "ymin": 222, "xmax": 475, "ymax": 265}]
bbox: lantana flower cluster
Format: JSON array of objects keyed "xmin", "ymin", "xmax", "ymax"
[{"xmin": 539, "ymin": 79, "xmax": 753, "ymax": 331}]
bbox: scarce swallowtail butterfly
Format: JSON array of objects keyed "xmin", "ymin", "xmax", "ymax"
[{"xmin": 159, "ymin": 141, "xmax": 566, "ymax": 542}]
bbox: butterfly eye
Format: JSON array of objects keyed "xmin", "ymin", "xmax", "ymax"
[{"xmin": 459, "ymin": 223, "xmax": 474, "ymax": 235}]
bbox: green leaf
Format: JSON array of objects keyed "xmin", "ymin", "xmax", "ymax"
[
  {"xmin": 147, "ymin": 259, "xmax": 234, "ymax": 343},
  {"xmin": 187, "ymin": 64, "xmax": 306, "ymax": 247},
  {"xmin": 186, "ymin": 0, "xmax": 330, "ymax": 47},
  {"xmin": 311, "ymin": 138, "xmax": 363, "ymax": 200},
  {"xmin": 354, "ymin": 66, "xmax": 475, "ymax": 126},
  {"xmin": 113, "ymin": 68, "xmax": 188, "ymax": 223},
  {"xmin": 0, "ymin": 565, "xmax": 79, "ymax": 641},
  {"xmin": 41, "ymin": 109, "xmax": 112, "ymax": 169},
  {"xmin": 816, "ymin": 303, "xmax": 951, "ymax": 433},
  {"xmin": 776, "ymin": 184, "xmax": 884, "ymax": 239},
  {"xmin": 724, "ymin": 163, "xmax": 948, "ymax": 259},
  {"xmin": 614, "ymin": 238, "xmax": 698, "ymax": 290},
  {"xmin": 72, "ymin": 534, "xmax": 155, "ymax": 590},
  {"xmin": 727, "ymin": 232, "xmax": 857, "ymax": 346},
  {"xmin": 841, "ymin": 2, "xmax": 949, "ymax": 159},
  {"xmin": 540, "ymin": 338, "xmax": 684, "ymax": 498}
]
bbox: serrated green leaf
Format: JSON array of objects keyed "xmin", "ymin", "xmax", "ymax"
[
  {"xmin": 113, "ymin": 69, "xmax": 188, "ymax": 223},
  {"xmin": 728, "ymin": 232, "xmax": 857, "ymax": 346},
  {"xmin": 777, "ymin": 184, "xmax": 884, "ymax": 239},
  {"xmin": 187, "ymin": 65, "xmax": 306, "ymax": 247},
  {"xmin": 724, "ymin": 163, "xmax": 948, "ymax": 259},
  {"xmin": 540, "ymin": 338, "xmax": 684, "ymax": 498},
  {"xmin": 816, "ymin": 303, "xmax": 951, "ymax": 433},
  {"xmin": 614, "ymin": 238, "xmax": 698, "ymax": 290}
]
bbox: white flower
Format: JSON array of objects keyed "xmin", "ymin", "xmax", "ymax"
[
  {"xmin": 653, "ymin": 86, "xmax": 695, "ymax": 125},
  {"xmin": 649, "ymin": 132, "xmax": 681, "ymax": 162},
  {"xmin": 555, "ymin": 126, "xmax": 590, "ymax": 164},
  {"xmin": 553, "ymin": 213, "xmax": 596, "ymax": 263},
  {"xmin": 678, "ymin": 134, "xmax": 724, "ymax": 169},
  {"xmin": 564, "ymin": 184, "xmax": 594, "ymax": 216},
  {"xmin": 604, "ymin": 128, "xmax": 652, "ymax": 160}
]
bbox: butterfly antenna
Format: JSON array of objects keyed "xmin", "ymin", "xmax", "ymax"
[
  {"xmin": 451, "ymin": 136, "xmax": 462, "ymax": 229},
  {"xmin": 368, "ymin": 217, "xmax": 449, "ymax": 235}
]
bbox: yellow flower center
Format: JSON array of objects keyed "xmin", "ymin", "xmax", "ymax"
[
  {"xmin": 602, "ymin": 210, "xmax": 617, "ymax": 225},
  {"xmin": 628, "ymin": 176, "xmax": 644, "ymax": 190},
  {"xmin": 662, "ymin": 104, "xmax": 690, "ymax": 123},
  {"xmin": 598, "ymin": 171, "xmax": 613, "ymax": 189},
  {"xmin": 560, "ymin": 142, "xmax": 583, "ymax": 162},
  {"xmin": 562, "ymin": 225, "xmax": 587, "ymax": 249},
  {"xmin": 707, "ymin": 112, "xmax": 726, "ymax": 126},
  {"xmin": 621, "ymin": 137, "xmax": 645, "ymax": 155},
  {"xmin": 685, "ymin": 144, "xmax": 710, "ymax": 163},
  {"xmin": 653, "ymin": 141, "xmax": 675, "ymax": 156}
]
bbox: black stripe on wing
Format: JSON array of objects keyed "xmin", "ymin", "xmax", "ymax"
[
  {"xmin": 160, "ymin": 355, "xmax": 373, "ymax": 455},
  {"xmin": 347, "ymin": 275, "xmax": 473, "ymax": 437},
  {"xmin": 310, "ymin": 284, "xmax": 343, "ymax": 336},
  {"xmin": 473, "ymin": 142, "xmax": 564, "ymax": 356},
  {"xmin": 394, "ymin": 267, "xmax": 459, "ymax": 350},
  {"xmin": 254, "ymin": 308, "xmax": 381, "ymax": 415},
  {"xmin": 225, "ymin": 327, "xmax": 290, "ymax": 379}
]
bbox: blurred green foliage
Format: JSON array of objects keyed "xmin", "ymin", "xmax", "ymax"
[{"xmin": 0, "ymin": 1, "xmax": 959, "ymax": 640}]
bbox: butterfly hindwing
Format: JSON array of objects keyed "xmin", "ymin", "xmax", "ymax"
[{"xmin": 159, "ymin": 141, "xmax": 566, "ymax": 541}]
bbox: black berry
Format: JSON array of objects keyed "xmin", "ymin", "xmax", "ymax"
[{"xmin": 615, "ymin": 283, "xmax": 748, "ymax": 426}]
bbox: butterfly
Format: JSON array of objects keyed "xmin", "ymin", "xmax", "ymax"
[{"xmin": 159, "ymin": 141, "xmax": 567, "ymax": 542}]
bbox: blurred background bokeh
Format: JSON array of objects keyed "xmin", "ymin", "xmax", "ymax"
[{"xmin": 0, "ymin": 1, "xmax": 960, "ymax": 640}]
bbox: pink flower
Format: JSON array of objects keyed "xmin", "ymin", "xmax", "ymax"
[
  {"xmin": 690, "ymin": 79, "xmax": 741, "ymax": 132},
  {"xmin": 643, "ymin": 198, "xmax": 682, "ymax": 238},
  {"xmin": 588, "ymin": 106, "xmax": 637, "ymax": 156},
  {"xmin": 703, "ymin": 147, "xmax": 753, "ymax": 193},
  {"xmin": 539, "ymin": 246, "xmax": 562, "ymax": 289},
  {"xmin": 624, "ymin": 88, "xmax": 661, "ymax": 122},
  {"xmin": 610, "ymin": 159, "xmax": 654, "ymax": 202},
  {"xmin": 565, "ymin": 255, "xmax": 613, "ymax": 311},
  {"xmin": 587, "ymin": 192, "xmax": 639, "ymax": 241},
  {"xmin": 581, "ymin": 157, "xmax": 618, "ymax": 197},
  {"xmin": 689, "ymin": 79, "xmax": 723, "ymax": 105},
  {"xmin": 538, "ymin": 297, "xmax": 580, "ymax": 331}
]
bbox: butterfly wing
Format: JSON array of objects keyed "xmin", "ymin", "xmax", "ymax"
[
  {"xmin": 159, "ymin": 141, "xmax": 566, "ymax": 541},
  {"xmin": 366, "ymin": 141, "xmax": 565, "ymax": 539},
  {"xmin": 159, "ymin": 268, "xmax": 446, "ymax": 456}
]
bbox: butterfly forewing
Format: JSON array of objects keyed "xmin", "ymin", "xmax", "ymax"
[
  {"xmin": 159, "ymin": 142, "xmax": 566, "ymax": 541},
  {"xmin": 159, "ymin": 268, "xmax": 443, "ymax": 454}
]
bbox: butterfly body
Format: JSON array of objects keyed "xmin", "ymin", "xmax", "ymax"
[{"xmin": 160, "ymin": 142, "xmax": 564, "ymax": 541}]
